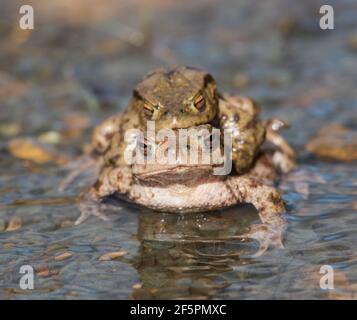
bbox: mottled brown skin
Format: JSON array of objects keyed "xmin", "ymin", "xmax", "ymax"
[
  {"xmin": 218, "ymin": 94, "xmax": 266, "ymax": 173},
  {"xmin": 86, "ymin": 152, "xmax": 285, "ymax": 217},
  {"xmin": 79, "ymin": 141, "xmax": 288, "ymax": 256},
  {"xmin": 92, "ymin": 66, "xmax": 266, "ymax": 173},
  {"xmin": 134, "ymin": 66, "xmax": 218, "ymax": 130},
  {"xmin": 80, "ymin": 122, "xmax": 294, "ymax": 255}
]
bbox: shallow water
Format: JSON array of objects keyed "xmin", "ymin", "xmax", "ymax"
[{"xmin": 0, "ymin": 0, "xmax": 356, "ymax": 299}]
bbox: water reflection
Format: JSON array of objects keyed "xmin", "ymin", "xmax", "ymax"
[{"xmin": 131, "ymin": 207, "xmax": 257, "ymax": 299}]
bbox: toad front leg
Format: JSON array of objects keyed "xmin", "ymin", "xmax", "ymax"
[
  {"xmin": 226, "ymin": 175, "xmax": 287, "ymax": 256},
  {"xmin": 91, "ymin": 114, "xmax": 123, "ymax": 154},
  {"xmin": 76, "ymin": 166, "xmax": 133, "ymax": 224},
  {"xmin": 264, "ymin": 118, "xmax": 296, "ymax": 173},
  {"xmin": 218, "ymin": 94, "xmax": 266, "ymax": 174}
]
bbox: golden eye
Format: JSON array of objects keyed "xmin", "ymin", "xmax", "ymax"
[
  {"xmin": 143, "ymin": 102, "xmax": 154, "ymax": 117},
  {"xmin": 194, "ymin": 95, "xmax": 205, "ymax": 111},
  {"xmin": 144, "ymin": 102, "xmax": 162, "ymax": 120}
]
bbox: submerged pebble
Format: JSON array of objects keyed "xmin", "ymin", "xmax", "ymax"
[
  {"xmin": 306, "ymin": 124, "xmax": 357, "ymax": 161},
  {"xmin": 7, "ymin": 138, "xmax": 56, "ymax": 164},
  {"xmin": 59, "ymin": 219, "xmax": 74, "ymax": 228},
  {"xmin": 99, "ymin": 250, "xmax": 127, "ymax": 261},
  {"xmin": 5, "ymin": 216, "xmax": 22, "ymax": 232},
  {"xmin": 0, "ymin": 123, "xmax": 22, "ymax": 137},
  {"xmin": 54, "ymin": 252, "xmax": 73, "ymax": 261},
  {"xmin": 36, "ymin": 265, "xmax": 60, "ymax": 277},
  {"xmin": 38, "ymin": 131, "xmax": 62, "ymax": 144}
]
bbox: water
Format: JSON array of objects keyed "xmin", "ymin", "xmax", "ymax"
[{"xmin": 0, "ymin": 0, "xmax": 356, "ymax": 299}]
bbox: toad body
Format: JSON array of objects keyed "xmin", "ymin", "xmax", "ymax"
[{"xmin": 67, "ymin": 66, "xmax": 296, "ymax": 255}]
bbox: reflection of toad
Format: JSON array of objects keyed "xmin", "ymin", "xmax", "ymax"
[{"xmin": 131, "ymin": 209, "xmax": 256, "ymax": 299}]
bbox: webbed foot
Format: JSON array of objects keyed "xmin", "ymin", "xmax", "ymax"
[
  {"xmin": 75, "ymin": 187, "xmax": 113, "ymax": 225},
  {"xmin": 238, "ymin": 222, "xmax": 286, "ymax": 257},
  {"xmin": 76, "ymin": 198, "xmax": 110, "ymax": 225}
]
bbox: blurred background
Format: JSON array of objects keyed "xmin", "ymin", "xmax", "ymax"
[
  {"xmin": 0, "ymin": 0, "xmax": 356, "ymax": 300},
  {"xmin": 1, "ymin": 0, "xmax": 356, "ymax": 144}
]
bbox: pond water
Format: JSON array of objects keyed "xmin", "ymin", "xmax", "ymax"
[{"xmin": 0, "ymin": 0, "xmax": 356, "ymax": 299}]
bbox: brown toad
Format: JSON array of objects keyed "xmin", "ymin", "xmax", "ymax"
[
  {"xmin": 64, "ymin": 67, "xmax": 296, "ymax": 255},
  {"xmin": 92, "ymin": 66, "xmax": 266, "ymax": 173}
]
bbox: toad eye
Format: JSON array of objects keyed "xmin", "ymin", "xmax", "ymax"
[
  {"xmin": 143, "ymin": 102, "xmax": 162, "ymax": 120},
  {"xmin": 185, "ymin": 95, "xmax": 206, "ymax": 114},
  {"xmin": 194, "ymin": 95, "xmax": 205, "ymax": 111},
  {"xmin": 143, "ymin": 102, "xmax": 154, "ymax": 116}
]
